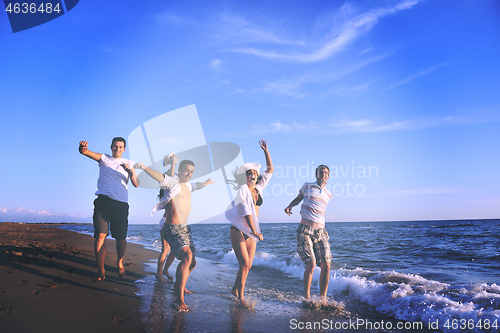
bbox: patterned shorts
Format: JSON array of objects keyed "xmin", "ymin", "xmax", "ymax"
[
  {"xmin": 296, "ymin": 224, "xmax": 332, "ymax": 266},
  {"xmin": 161, "ymin": 224, "xmax": 195, "ymax": 259}
]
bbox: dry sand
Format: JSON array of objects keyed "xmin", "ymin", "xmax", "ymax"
[{"xmin": 0, "ymin": 222, "xmax": 156, "ymax": 333}]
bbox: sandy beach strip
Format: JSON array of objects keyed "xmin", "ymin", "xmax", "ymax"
[{"xmin": 0, "ymin": 222, "xmax": 156, "ymax": 333}]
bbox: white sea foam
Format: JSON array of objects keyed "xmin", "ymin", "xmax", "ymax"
[
  {"xmin": 221, "ymin": 248, "xmax": 500, "ymax": 332},
  {"xmin": 329, "ymin": 270, "xmax": 500, "ymax": 332}
]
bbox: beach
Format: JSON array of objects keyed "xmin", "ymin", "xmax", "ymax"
[
  {"xmin": 2, "ymin": 221, "xmax": 499, "ymax": 333},
  {"xmin": 0, "ymin": 223, "xmax": 354, "ymax": 333},
  {"xmin": 0, "ymin": 222, "xmax": 154, "ymax": 333}
]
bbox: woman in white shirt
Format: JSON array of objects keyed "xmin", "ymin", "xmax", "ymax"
[{"xmin": 225, "ymin": 140, "xmax": 273, "ymax": 307}]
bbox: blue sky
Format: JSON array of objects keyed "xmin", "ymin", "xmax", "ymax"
[{"xmin": 1, "ymin": 0, "xmax": 499, "ymax": 224}]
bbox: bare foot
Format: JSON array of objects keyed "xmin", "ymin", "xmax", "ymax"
[
  {"xmin": 302, "ymin": 299, "xmax": 313, "ymax": 309},
  {"xmin": 163, "ymin": 271, "xmax": 174, "ymax": 282},
  {"xmin": 93, "ymin": 275, "xmax": 105, "ymax": 282},
  {"xmin": 231, "ymin": 286, "xmax": 240, "ymax": 298},
  {"xmin": 155, "ymin": 274, "xmax": 169, "ymax": 283},
  {"xmin": 174, "ymin": 301, "xmax": 189, "ymax": 312},
  {"xmin": 118, "ymin": 267, "xmax": 126, "ymax": 280},
  {"xmin": 172, "ymin": 288, "xmax": 194, "ymax": 295},
  {"xmin": 238, "ymin": 298, "xmax": 247, "ymax": 308}
]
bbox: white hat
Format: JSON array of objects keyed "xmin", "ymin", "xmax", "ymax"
[{"xmin": 236, "ymin": 163, "xmax": 261, "ymax": 176}]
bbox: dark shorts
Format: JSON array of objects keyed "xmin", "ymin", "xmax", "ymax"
[
  {"xmin": 93, "ymin": 195, "xmax": 129, "ymax": 241},
  {"xmin": 161, "ymin": 224, "xmax": 195, "ymax": 259},
  {"xmin": 231, "ymin": 225, "xmax": 250, "ymax": 240},
  {"xmin": 297, "ymin": 224, "xmax": 332, "ymax": 266}
]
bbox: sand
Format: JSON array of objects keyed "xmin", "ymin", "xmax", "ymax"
[
  {"xmin": 0, "ymin": 222, "xmax": 156, "ymax": 333},
  {"xmin": 0, "ymin": 222, "xmax": 433, "ymax": 333}
]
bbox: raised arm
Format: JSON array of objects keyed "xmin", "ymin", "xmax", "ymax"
[
  {"xmin": 164, "ymin": 153, "xmax": 177, "ymax": 177},
  {"xmin": 259, "ymin": 139, "xmax": 273, "ymax": 174},
  {"xmin": 134, "ymin": 163, "xmax": 165, "ymax": 183},
  {"xmin": 284, "ymin": 192, "xmax": 304, "ymax": 216},
  {"xmin": 195, "ymin": 178, "xmax": 215, "ymax": 190},
  {"xmin": 79, "ymin": 141, "xmax": 102, "ymax": 162}
]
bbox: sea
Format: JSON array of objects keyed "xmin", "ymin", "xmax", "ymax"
[{"xmin": 57, "ymin": 219, "xmax": 500, "ymax": 332}]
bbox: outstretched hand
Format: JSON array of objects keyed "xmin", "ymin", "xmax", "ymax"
[
  {"xmin": 259, "ymin": 139, "xmax": 268, "ymax": 151},
  {"xmin": 284, "ymin": 206, "xmax": 293, "ymax": 216},
  {"xmin": 134, "ymin": 162, "xmax": 146, "ymax": 170},
  {"xmin": 163, "ymin": 153, "xmax": 178, "ymax": 167}
]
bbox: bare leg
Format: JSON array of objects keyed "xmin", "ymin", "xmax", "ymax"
[
  {"xmin": 94, "ymin": 233, "xmax": 107, "ymax": 281},
  {"xmin": 156, "ymin": 235, "xmax": 171, "ymax": 282},
  {"xmin": 116, "ymin": 239, "xmax": 127, "ymax": 279},
  {"xmin": 174, "ymin": 247, "xmax": 193, "ymax": 312},
  {"xmin": 319, "ymin": 262, "xmax": 331, "ymax": 301},
  {"xmin": 303, "ymin": 261, "xmax": 316, "ymax": 301},
  {"xmin": 163, "ymin": 250, "xmax": 176, "ymax": 281},
  {"xmin": 230, "ymin": 228, "xmax": 256, "ymax": 306}
]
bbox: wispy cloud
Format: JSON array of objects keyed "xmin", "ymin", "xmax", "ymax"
[
  {"xmin": 156, "ymin": 13, "xmax": 194, "ymax": 26},
  {"xmin": 384, "ymin": 62, "xmax": 451, "ymax": 91},
  {"xmin": 391, "ymin": 187, "xmax": 463, "ymax": 195},
  {"xmin": 212, "ymin": 12, "xmax": 306, "ymax": 46},
  {"xmin": 210, "ymin": 59, "xmax": 222, "ymax": 68},
  {"xmin": 229, "ymin": 1, "xmax": 418, "ymax": 63},
  {"xmin": 209, "ymin": 59, "xmax": 224, "ymax": 74},
  {"xmin": 0, "ymin": 207, "xmax": 90, "ymax": 223},
  {"xmin": 233, "ymin": 113, "xmax": 500, "ymax": 136},
  {"xmin": 235, "ymin": 53, "xmax": 390, "ymax": 98}
]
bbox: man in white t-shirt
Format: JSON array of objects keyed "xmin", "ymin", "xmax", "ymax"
[
  {"xmin": 284, "ymin": 165, "xmax": 332, "ymax": 305},
  {"xmin": 79, "ymin": 137, "xmax": 139, "ymax": 281}
]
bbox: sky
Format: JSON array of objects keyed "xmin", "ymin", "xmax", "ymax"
[{"xmin": 1, "ymin": 0, "xmax": 499, "ymax": 224}]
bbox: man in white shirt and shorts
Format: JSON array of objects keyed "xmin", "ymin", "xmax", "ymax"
[
  {"xmin": 79, "ymin": 137, "xmax": 139, "ymax": 281},
  {"xmin": 284, "ymin": 165, "xmax": 332, "ymax": 305}
]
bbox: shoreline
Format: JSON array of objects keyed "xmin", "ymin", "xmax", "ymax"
[
  {"xmin": 0, "ymin": 222, "xmax": 447, "ymax": 333},
  {"xmin": 0, "ymin": 222, "xmax": 157, "ymax": 333}
]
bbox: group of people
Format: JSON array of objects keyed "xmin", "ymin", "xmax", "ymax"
[{"xmin": 79, "ymin": 137, "xmax": 333, "ymax": 312}]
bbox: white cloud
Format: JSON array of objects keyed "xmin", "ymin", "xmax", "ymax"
[
  {"xmin": 212, "ymin": 12, "xmax": 306, "ymax": 46},
  {"xmin": 0, "ymin": 207, "xmax": 90, "ymax": 223},
  {"xmin": 384, "ymin": 62, "xmax": 451, "ymax": 91},
  {"xmin": 210, "ymin": 59, "xmax": 222, "ymax": 68},
  {"xmin": 156, "ymin": 13, "xmax": 193, "ymax": 26},
  {"xmin": 233, "ymin": 53, "xmax": 389, "ymax": 98},
  {"xmin": 392, "ymin": 187, "xmax": 463, "ymax": 195},
  {"xmin": 235, "ymin": 113, "xmax": 500, "ymax": 136},
  {"xmin": 229, "ymin": 1, "xmax": 418, "ymax": 63}
]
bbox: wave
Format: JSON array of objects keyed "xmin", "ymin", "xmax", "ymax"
[{"xmin": 220, "ymin": 249, "xmax": 500, "ymax": 332}]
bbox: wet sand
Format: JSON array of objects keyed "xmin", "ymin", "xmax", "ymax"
[{"xmin": 0, "ymin": 222, "xmax": 434, "ymax": 333}]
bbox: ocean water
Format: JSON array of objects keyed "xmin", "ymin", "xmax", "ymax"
[{"xmin": 58, "ymin": 219, "xmax": 500, "ymax": 332}]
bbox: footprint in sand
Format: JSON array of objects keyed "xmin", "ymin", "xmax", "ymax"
[
  {"xmin": 32, "ymin": 288, "xmax": 47, "ymax": 295},
  {"xmin": 0, "ymin": 306, "xmax": 13, "ymax": 315}
]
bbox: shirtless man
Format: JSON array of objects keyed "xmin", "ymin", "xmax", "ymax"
[
  {"xmin": 284, "ymin": 165, "xmax": 332, "ymax": 305},
  {"xmin": 79, "ymin": 138, "xmax": 139, "ymax": 281},
  {"xmin": 135, "ymin": 156, "xmax": 214, "ymax": 311}
]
